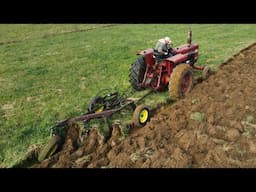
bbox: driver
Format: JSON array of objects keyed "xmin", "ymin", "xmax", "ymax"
[{"xmin": 154, "ymin": 37, "xmax": 175, "ymax": 60}]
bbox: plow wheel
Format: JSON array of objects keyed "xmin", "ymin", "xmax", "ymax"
[
  {"xmin": 38, "ymin": 135, "xmax": 61, "ymax": 162},
  {"xmin": 169, "ymin": 64, "xmax": 194, "ymax": 99},
  {"xmin": 202, "ymin": 66, "xmax": 211, "ymax": 80},
  {"xmin": 129, "ymin": 56, "xmax": 146, "ymax": 90},
  {"xmin": 87, "ymin": 96, "xmax": 104, "ymax": 113},
  {"xmin": 132, "ymin": 105, "xmax": 150, "ymax": 128}
]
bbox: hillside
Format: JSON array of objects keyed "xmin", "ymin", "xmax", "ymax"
[{"xmin": 1, "ymin": 24, "xmax": 256, "ymax": 167}]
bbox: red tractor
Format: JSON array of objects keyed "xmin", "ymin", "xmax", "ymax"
[{"xmin": 129, "ymin": 30, "xmax": 210, "ymax": 99}]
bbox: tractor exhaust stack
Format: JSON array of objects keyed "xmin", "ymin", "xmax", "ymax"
[{"xmin": 187, "ymin": 29, "xmax": 192, "ymax": 45}]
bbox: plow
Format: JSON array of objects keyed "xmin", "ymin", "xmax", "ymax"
[
  {"xmin": 38, "ymin": 88, "xmax": 152, "ymax": 162},
  {"xmin": 38, "ymin": 29, "xmax": 211, "ymax": 162}
]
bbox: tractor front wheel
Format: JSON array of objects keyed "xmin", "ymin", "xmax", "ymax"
[
  {"xmin": 132, "ymin": 105, "xmax": 150, "ymax": 128},
  {"xmin": 169, "ymin": 64, "xmax": 194, "ymax": 99},
  {"xmin": 129, "ymin": 56, "xmax": 146, "ymax": 91}
]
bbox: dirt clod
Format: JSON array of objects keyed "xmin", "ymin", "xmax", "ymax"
[{"xmin": 226, "ymin": 129, "xmax": 240, "ymax": 142}]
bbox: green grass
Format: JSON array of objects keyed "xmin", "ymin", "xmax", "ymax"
[
  {"xmin": 0, "ymin": 24, "xmax": 114, "ymax": 44},
  {"xmin": 0, "ymin": 24, "xmax": 256, "ymax": 167}
]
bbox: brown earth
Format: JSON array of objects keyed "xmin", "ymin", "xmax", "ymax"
[{"xmin": 33, "ymin": 43, "xmax": 256, "ymax": 168}]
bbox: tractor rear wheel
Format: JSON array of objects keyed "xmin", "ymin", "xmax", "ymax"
[
  {"xmin": 129, "ymin": 56, "xmax": 146, "ymax": 90},
  {"xmin": 38, "ymin": 135, "xmax": 61, "ymax": 162},
  {"xmin": 132, "ymin": 105, "xmax": 150, "ymax": 128},
  {"xmin": 169, "ymin": 64, "xmax": 194, "ymax": 99}
]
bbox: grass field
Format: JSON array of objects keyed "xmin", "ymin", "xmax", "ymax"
[{"xmin": 1, "ymin": 24, "xmax": 256, "ymax": 167}]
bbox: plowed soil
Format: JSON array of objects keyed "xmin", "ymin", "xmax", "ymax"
[{"xmin": 33, "ymin": 43, "xmax": 256, "ymax": 168}]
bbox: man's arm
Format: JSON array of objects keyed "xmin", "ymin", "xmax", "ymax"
[{"xmin": 168, "ymin": 47, "xmax": 176, "ymax": 55}]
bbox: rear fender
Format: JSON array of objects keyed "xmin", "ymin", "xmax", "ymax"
[
  {"xmin": 136, "ymin": 48, "xmax": 154, "ymax": 56},
  {"xmin": 136, "ymin": 48, "xmax": 154, "ymax": 65}
]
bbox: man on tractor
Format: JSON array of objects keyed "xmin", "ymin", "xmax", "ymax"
[{"xmin": 153, "ymin": 36, "xmax": 176, "ymax": 61}]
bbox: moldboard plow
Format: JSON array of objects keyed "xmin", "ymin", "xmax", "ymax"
[{"xmin": 38, "ymin": 88, "xmax": 153, "ymax": 162}]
